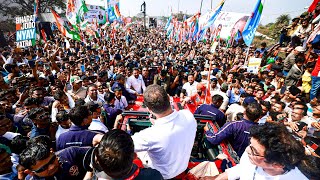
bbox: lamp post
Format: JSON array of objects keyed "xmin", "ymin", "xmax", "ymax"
[{"xmin": 141, "ymin": 1, "xmax": 146, "ymax": 34}]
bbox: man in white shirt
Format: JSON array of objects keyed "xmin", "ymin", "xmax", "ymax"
[
  {"xmin": 86, "ymin": 101, "xmax": 108, "ymax": 133},
  {"xmin": 84, "ymin": 84, "xmax": 105, "ymax": 106},
  {"xmin": 126, "ymin": 68, "xmax": 146, "ymax": 94},
  {"xmin": 181, "ymin": 73, "xmax": 198, "ymax": 98},
  {"xmin": 212, "ymin": 123, "xmax": 308, "ymax": 180},
  {"xmin": 123, "ymin": 85, "xmax": 197, "ymax": 179}
]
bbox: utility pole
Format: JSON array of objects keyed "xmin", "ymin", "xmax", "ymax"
[
  {"xmin": 200, "ymin": 0, "xmax": 203, "ymax": 14},
  {"xmin": 141, "ymin": 1, "xmax": 146, "ymax": 35},
  {"xmin": 211, "ymin": 0, "xmax": 213, "ymax": 10}
]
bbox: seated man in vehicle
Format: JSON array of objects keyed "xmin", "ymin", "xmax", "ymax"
[{"xmin": 204, "ymin": 103, "xmax": 262, "ymax": 157}]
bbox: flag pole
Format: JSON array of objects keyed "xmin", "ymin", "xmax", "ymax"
[
  {"xmin": 200, "ymin": 0, "xmax": 204, "ymax": 14},
  {"xmin": 245, "ymin": 46, "xmax": 250, "ymax": 66}
]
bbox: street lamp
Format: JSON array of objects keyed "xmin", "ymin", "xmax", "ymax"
[{"xmin": 141, "ymin": 1, "xmax": 146, "ymax": 34}]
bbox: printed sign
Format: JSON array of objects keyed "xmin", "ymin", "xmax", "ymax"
[
  {"xmin": 16, "ymin": 15, "xmax": 36, "ymax": 48},
  {"xmin": 247, "ymin": 58, "xmax": 262, "ymax": 74}
]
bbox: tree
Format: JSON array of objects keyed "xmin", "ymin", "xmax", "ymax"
[
  {"xmin": 275, "ymin": 14, "xmax": 290, "ymax": 25},
  {"xmin": 0, "ymin": 0, "xmax": 65, "ymax": 20}
]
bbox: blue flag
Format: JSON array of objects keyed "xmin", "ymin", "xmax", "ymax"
[
  {"xmin": 165, "ymin": 15, "xmax": 172, "ymax": 30},
  {"xmin": 242, "ymin": 0, "xmax": 263, "ymax": 46}
]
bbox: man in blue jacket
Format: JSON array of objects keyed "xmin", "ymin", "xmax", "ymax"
[{"xmin": 204, "ymin": 102, "xmax": 262, "ymax": 157}]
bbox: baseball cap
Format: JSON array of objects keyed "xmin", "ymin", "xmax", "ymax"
[
  {"xmin": 268, "ymin": 85, "xmax": 276, "ymax": 90},
  {"xmin": 70, "ymin": 76, "xmax": 82, "ymax": 84},
  {"xmin": 243, "ymin": 97, "xmax": 257, "ymax": 105},
  {"xmin": 295, "ymin": 46, "xmax": 306, "ymax": 52}
]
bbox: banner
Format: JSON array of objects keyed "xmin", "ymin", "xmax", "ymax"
[
  {"xmin": 207, "ymin": 11, "xmax": 249, "ymax": 40},
  {"xmin": 84, "ymin": 5, "xmax": 107, "ymax": 25},
  {"xmin": 198, "ymin": 0, "xmax": 225, "ymax": 40},
  {"xmin": 242, "ymin": 0, "xmax": 263, "ymax": 46},
  {"xmin": 16, "ymin": 15, "xmax": 37, "ymax": 48},
  {"xmin": 107, "ymin": 0, "xmax": 121, "ymax": 23}
]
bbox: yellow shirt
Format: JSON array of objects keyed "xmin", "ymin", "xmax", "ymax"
[{"xmin": 302, "ymin": 70, "xmax": 312, "ymax": 93}]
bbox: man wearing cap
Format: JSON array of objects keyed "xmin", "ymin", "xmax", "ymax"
[
  {"xmin": 154, "ymin": 70, "xmax": 170, "ymax": 92},
  {"xmin": 68, "ymin": 75, "xmax": 87, "ymax": 100},
  {"xmin": 283, "ymin": 46, "xmax": 305, "ymax": 76},
  {"xmin": 204, "ymin": 103, "xmax": 262, "ymax": 157},
  {"xmin": 279, "ymin": 17, "xmax": 300, "ymax": 46},
  {"xmin": 126, "ymin": 68, "xmax": 146, "ymax": 95}
]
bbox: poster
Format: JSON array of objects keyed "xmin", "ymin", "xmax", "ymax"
[
  {"xmin": 247, "ymin": 58, "xmax": 262, "ymax": 74},
  {"xmin": 84, "ymin": 5, "xmax": 107, "ymax": 25},
  {"xmin": 199, "ymin": 11, "xmax": 249, "ymax": 39},
  {"xmin": 16, "ymin": 15, "xmax": 36, "ymax": 48}
]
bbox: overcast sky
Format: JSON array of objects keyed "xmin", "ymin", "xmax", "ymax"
[{"xmin": 120, "ymin": 0, "xmax": 314, "ymax": 24}]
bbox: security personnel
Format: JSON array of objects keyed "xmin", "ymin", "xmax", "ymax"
[
  {"xmin": 19, "ymin": 135, "xmax": 91, "ymax": 180},
  {"xmin": 56, "ymin": 105, "xmax": 103, "ymax": 151},
  {"xmin": 204, "ymin": 103, "xmax": 262, "ymax": 157}
]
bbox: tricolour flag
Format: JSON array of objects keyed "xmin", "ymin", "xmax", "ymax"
[
  {"xmin": 242, "ymin": 0, "xmax": 263, "ymax": 46},
  {"xmin": 51, "ymin": 9, "xmax": 81, "ymax": 41},
  {"xmin": 33, "ymin": 0, "xmax": 39, "ymax": 22}
]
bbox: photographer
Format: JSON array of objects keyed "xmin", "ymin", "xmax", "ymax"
[{"xmin": 154, "ymin": 70, "xmax": 170, "ymax": 92}]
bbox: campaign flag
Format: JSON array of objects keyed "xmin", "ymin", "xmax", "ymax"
[
  {"xmin": 234, "ymin": 30, "xmax": 242, "ymax": 42},
  {"xmin": 51, "ymin": 9, "xmax": 81, "ymax": 41},
  {"xmin": 40, "ymin": 29, "xmax": 47, "ymax": 42},
  {"xmin": 308, "ymin": 0, "xmax": 319, "ymax": 13},
  {"xmin": 191, "ymin": 17, "xmax": 199, "ymax": 40},
  {"xmin": 107, "ymin": 0, "xmax": 121, "ymax": 22},
  {"xmin": 33, "ymin": 0, "xmax": 39, "ymax": 22},
  {"xmin": 66, "ymin": 0, "xmax": 88, "ymax": 25},
  {"xmin": 165, "ymin": 15, "xmax": 172, "ymax": 30},
  {"xmin": 242, "ymin": 0, "xmax": 263, "ymax": 46},
  {"xmin": 198, "ymin": 0, "xmax": 225, "ymax": 40}
]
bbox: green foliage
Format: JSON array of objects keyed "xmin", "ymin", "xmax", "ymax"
[{"xmin": 255, "ymin": 14, "xmax": 291, "ymax": 44}]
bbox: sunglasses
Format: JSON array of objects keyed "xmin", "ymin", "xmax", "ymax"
[
  {"xmin": 32, "ymin": 154, "xmax": 56, "ymax": 173},
  {"xmin": 247, "ymin": 145, "xmax": 264, "ymax": 157}
]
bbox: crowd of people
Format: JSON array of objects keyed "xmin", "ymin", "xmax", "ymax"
[{"xmin": 0, "ymin": 5, "xmax": 320, "ymax": 180}]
